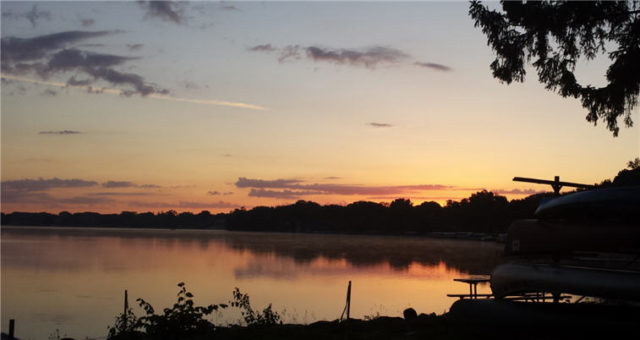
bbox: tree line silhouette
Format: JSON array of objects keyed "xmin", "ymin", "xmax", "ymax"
[
  {"xmin": 0, "ymin": 191, "xmax": 552, "ymax": 235},
  {"xmin": 3, "ymin": 163, "xmax": 638, "ymax": 235}
]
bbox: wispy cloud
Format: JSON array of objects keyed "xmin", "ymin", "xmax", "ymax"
[
  {"xmin": 126, "ymin": 43, "xmax": 144, "ymax": 51},
  {"xmin": 248, "ymin": 188, "xmax": 320, "ymax": 199},
  {"xmin": 139, "ymin": 0, "xmax": 186, "ymax": 24},
  {"xmin": 130, "ymin": 200, "xmax": 240, "ymax": 209},
  {"xmin": 248, "ymin": 44, "xmax": 277, "ymax": 52},
  {"xmin": 1, "ymin": 30, "xmax": 169, "ymax": 97},
  {"xmin": 102, "ymin": 181, "xmax": 136, "ymax": 188},
  {"xmin": 1, "ymin": 74, "xmax": 267, "ymax": 110},
  {"xmin": 250, "ymin": 43, "xmax": 452, "ymax": 71},
  {"xmin": 1, "ymin": 178, "xmax": 98, "ymax": 192},
  {"xmin": 89, "ymin": 192, "xmax": 159, "ymax": 196},
  {"xmin": 305, "ymin": 46, "xmax": 409, "ymax": 68},
  {"xmin": 236, "ymin": 178, "xmax": 303, "ymax": 189},
  {"xmin": 490, "ymin": 188, "xmax": 542, "ymax": 195},
  {"xmin": 101, "ymin": 181, "xmax": 163, "ymax": 189},
  {"xmin": 414, "ymin": 62, "xmax": 452, "ymax": 72},
  {"xmin": 81, "ymin": 18, "xmax": 95, "ymax": 27},
  {"xmin": 39, "ymin": 130, "xmax": 82, "ymax": 135},
  {"xmin": 235, "ymin": 177, "xmax": 453, "ymax": 197},
  {"xmin": 3, "ymin": 5, "xmax": 51, "ymax": 27},
  {"xmin": 42, "ymin": 89, "xmax": 57, "ymax": 96},
  {"xmin": 208, "ymin": 191, "xmax": 234, "ymax": 196},
  {"xmin": 368, "ymin": 122, "xmax": 393, "ymax": 128}
]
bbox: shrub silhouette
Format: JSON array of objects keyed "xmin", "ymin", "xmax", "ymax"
[
  {"xmin": 230, "ymin": 287, "xmax": 281, "ymax": 326},
  {"xmin": 107, "ymin": 284, "xmax": 281, "ymax": 339}
]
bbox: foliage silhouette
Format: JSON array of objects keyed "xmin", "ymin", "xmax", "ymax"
[
  {"xmin": 107, "ymin": 304, "xmax": 138, "ymax": 339},
  {"xmin": 469, "ymin": 1, "xmax": 640, "ymax": 136},
  {"xmin": 230, "ymin": 287, "xmax": 282, "ymax": 326},
  {"xmin": 135, "ymin": 282, "xmax": 226, "ymax": 339},
  {"xmin": 106, "ymin": 284, "xmax": 284, "ymax": 340}
]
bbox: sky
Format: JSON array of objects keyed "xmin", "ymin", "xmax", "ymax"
[{"xmin": 1, "ymin": 1, "xmax": 638, "ymax": 214}]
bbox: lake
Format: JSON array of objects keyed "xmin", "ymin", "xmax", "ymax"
[{"xmin": 1, "ymin": 227, "xmax": 503, "ymax": 340}]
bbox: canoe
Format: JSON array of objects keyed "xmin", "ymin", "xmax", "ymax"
[
  {"xmin": 490, "ymin": 263, "xmax": 640, "ymax": 301},
  {"xmin": 535, "ymin": 185, "xmax": 640, "ymax": 219}
]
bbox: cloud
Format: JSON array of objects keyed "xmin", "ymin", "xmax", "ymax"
[
  {"xmin": 100, "ymin": 181, "xmax": 162, "ymax": 189},
  {"xmin": 250, "ymin": 43, "xmax": 452, "ymax": 71},
  {"xmin": 305, "ymin": 46, "xmax": 409, "ymax": 68},
  {"xmin": 66, "ymin": 76, "xmax": 93, "ymax": 86},
  {"xmin": 88, "ymin": 192, "xmax": 158, "ymax": 196},
  {"xmin": 139, "ymin": 184, "xmax": 162, "ymax": 189},
  {"xmin": 1, "ymin": 31, "xmax": 169, "ymax": 97},
  {"xmin": 235, "ymin": 177, "xmax": 303, "ymax": 189},
  {"xmin": 81, "ymin": 18, "xmax": 95, "ymax": 27},
  {"xmin": 250, "ymin": 44, "xmax": 409, "ymax": 68},
  {"xmin": 235, "ymin": 177, "xmax": 453, "ymax": 197},
  {"xmin": 39, "ymin": 130, "xmax": 82, "ymax": 135},
  {"xmin": 1, "ymin": 191, "xmax": 55, "ymax": 204},
  {"xmin": 278, "ymin": 45, "xmax": 302, "ymax": 63},
  {"xmin": 368, "ymin": 122, "xmax": 393, "ymax": 128},
  {"xmin": 2, "ymin": 74, "xmax": 265, "ymax": 110},
  {"xmin": 42, "ymin": 89, "xmax": 57, "ymax": 96},
  {"xmin": 248, "ymin": 44, "xmax": 276, "ymax": 52},
  {"xmin": 102, "ymin": 181, "xmax": 136, "ymax": 188},
  {"xmin": 1, "ymin": 30, "xmax": 115, "ymax": 66},
  {"xmin": 220, "ymin": 4, "xmax": 240, "ymax": 11},
  {"xmin": 248, "ymin": 189, "xmax": 320, "ymax": 199},
  {"xmin": 126, "ymin": 43, "xmax": 144, "ymax": 51},
  {"xmin": 139, "ymin": 0, "xmax": 186, "ymax": 24},
  {"xmin": 209, "ymin": 191, "xmax": 233, "ymax": 196},
  {"xmin": 3, "ymin": 5, "xmax": 52, "ymax": 27},
  {"xmin": 490, "ymin": 188, "xmax": 542, "ymax": 195},
  {"xmin": 414, "ymin": 62, "xmax": 452, "ymax": 72},
  {"xmin": 1, "ymin": 178, "xmax": 98, "ymax": 192},
  {"xmin": 130, "ymin": 200, "xmax": 240, "ymax": 209}
]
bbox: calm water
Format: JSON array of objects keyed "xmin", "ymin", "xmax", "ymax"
[{"xmin": 1, "ymin": 227, "xmax": 503, "ymax": 340}]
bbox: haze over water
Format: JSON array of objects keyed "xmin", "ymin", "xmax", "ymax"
[{"xmin": 1, "ymin": 227, "xmax": 502, "ymax": 340}]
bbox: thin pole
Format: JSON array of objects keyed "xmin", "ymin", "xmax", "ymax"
[
  {"xmin": 9, "ymin": 319, "xmax": 15, "ymax": 340},
  {"xmin": 346, "ymin": 281, "xmax": 351, "ymax": 320},
  {"xmin": 123, "ymin": 290, "xmax": 128, "ymax": 328}
]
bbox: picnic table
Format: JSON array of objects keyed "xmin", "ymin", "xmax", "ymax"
[{"xmin": 448, "ymin": 275, "xmax": 491, "ymax": 299}]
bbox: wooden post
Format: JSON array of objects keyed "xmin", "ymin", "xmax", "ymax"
[
  {"xmin": 346, "ymin": 281, "xmax": 351, "ymax": 320},
  {"xmin": 123, "ymin": 290, "xmax": 128, "ymax": 328},
  {"xmin": 9, "ymin": 319, "xmax": 15, "ymax": 340}
]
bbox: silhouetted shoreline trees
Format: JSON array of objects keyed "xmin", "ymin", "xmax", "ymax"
[
  {"xmin": 0, "ymin": 190, "xmax": 553, "ymax": 235},
  {"xmin": 3, "ymin": 163, "xmax": 638, "ymax": 235}
]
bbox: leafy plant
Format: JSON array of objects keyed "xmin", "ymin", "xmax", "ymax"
[
  {"xmin": 230, "ymin": 287, "xmax": 281, "ymax": 326},
  {"xmin": 107, "ymin": 305, "xmax": 138, "ymax": 339},
  {"xmin": 135, "ymin": 282, "xmax": 227, "ymax": 339}
]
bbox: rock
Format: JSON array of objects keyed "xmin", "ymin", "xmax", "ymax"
[{"xmin": 403, "ymin": 308, "xmax": 417, "ymax": 320}]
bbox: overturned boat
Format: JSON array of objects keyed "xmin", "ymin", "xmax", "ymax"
[{"xmin": 448, "ymin": 184, "xmax": 640, "ymax": 331}]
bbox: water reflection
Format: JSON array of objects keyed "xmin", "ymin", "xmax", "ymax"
[
  {"xmin": 1, "ymin": 227, "xmax": 503, "ymax": 340},
  {"xmin": 2, "ymin": 227, "xmax": 503, "ymax": 275}
]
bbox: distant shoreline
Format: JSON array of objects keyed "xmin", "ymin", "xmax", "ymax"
[
  {"xmin": 1, "ymin": 191, "xmax": 550, "ymax": 238},
  {"xmin": 0, "ymin": 224, "xmax": 505, "ymax": 243}
]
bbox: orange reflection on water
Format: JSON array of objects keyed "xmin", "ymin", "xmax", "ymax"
[{"xmin": 1, "ymin": 227, "xmax": 502, "ymax": 340}]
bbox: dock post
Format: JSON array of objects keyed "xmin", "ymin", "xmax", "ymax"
[
  {"xmin": 346, "ymin": 281, "xmax": 351, "ymax": 320},
  {"xmin": 9, "ymin": 319, "xmax": 15, "ymax": 340},
  {"xmin": 123, "ymin": 290, "xmax": 129, "ymax": 328}
]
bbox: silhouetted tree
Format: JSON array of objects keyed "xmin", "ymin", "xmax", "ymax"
[{"xmin": 470, "ymin": 1, "xmax": 640, "ymax": 136}]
